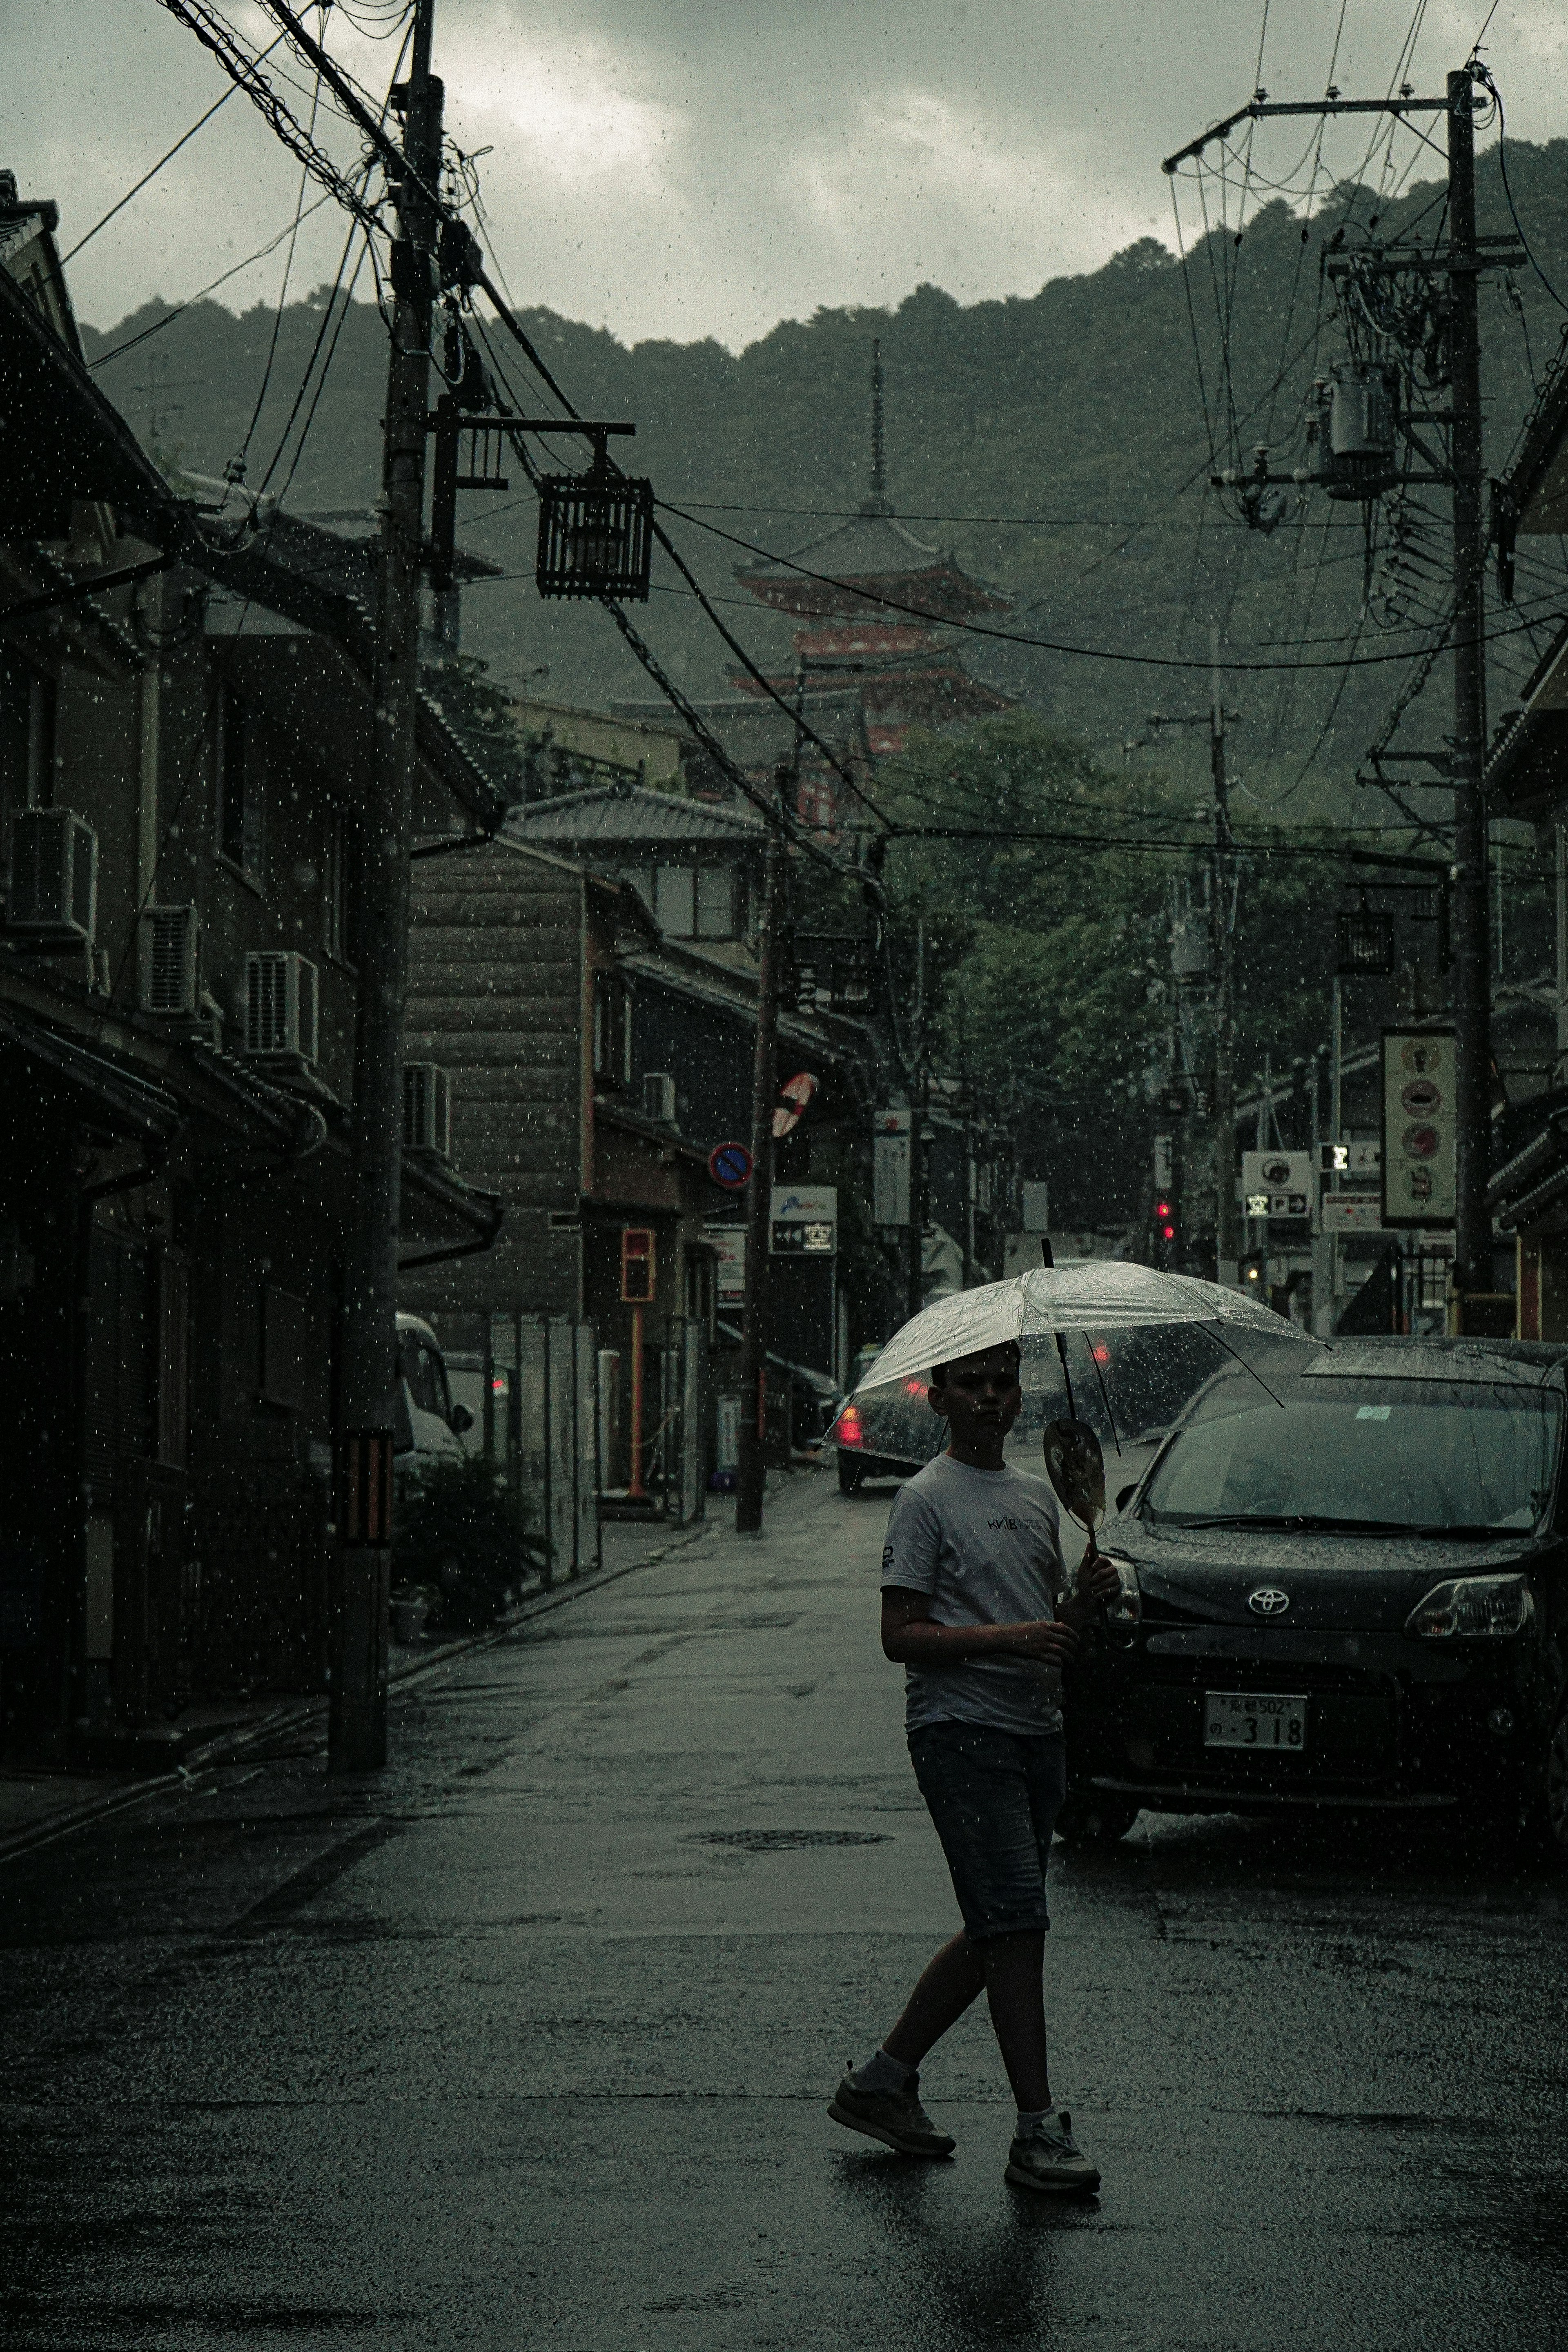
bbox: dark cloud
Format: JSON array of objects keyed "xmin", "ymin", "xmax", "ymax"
[{"xmin": 5, "ymin": 0, "xmax": 1565, "ymax": 346}]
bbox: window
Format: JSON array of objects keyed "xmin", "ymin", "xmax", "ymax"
[
  {"xmin": 654, "ymin": 864, "xmax": 695, "ymax": 938},
  {"xmin": 216, "ymin": 680, "xmax": 264, "ymax": 876},
  {"xmin": 592, "ymin": 971, "xmax": 632, "ymax": 1089},
  {"xmin": 0, "ymin": 655, "xmax": 56, "ymax": 821},
  {"xmin": 695, "ymin": 866, "xmax": 735, "ymax": 940},
  {"xmin": 324, "ymin": 804, "xmax": 355, "ymax": 964}
]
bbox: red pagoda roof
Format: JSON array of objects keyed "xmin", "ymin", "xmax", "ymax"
[{"xmin": 735, "ymin": 506, "xmax": 1011, "ymax": 624}]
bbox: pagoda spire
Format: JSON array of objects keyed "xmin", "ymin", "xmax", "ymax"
[{"xmin": 862, "ymin": 339, "xmax": 892, "ymax": 518}]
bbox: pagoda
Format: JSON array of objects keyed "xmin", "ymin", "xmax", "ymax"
[{"xmin": 733, "ymin": 344, "xmax": 1014, "ymax": 781}]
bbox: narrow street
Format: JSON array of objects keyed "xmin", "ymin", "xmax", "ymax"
[{"xmin": 3, "ymin": 1467, "xmax": 1568, "ymax": 2352}]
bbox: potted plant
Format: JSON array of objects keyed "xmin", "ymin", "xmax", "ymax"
[{"xmin": 392, "ymin": 1455, "xmax": 550, "ymax": 1633}]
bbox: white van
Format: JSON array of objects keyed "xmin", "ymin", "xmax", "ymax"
[{"xmin": 394, "ymin": 1313, "xmax": 473, "ymax": 1483}]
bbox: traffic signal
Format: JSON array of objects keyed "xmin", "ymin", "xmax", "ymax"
[{"xmin": 1154, "ymin": 1194, "xmax": 1179, "ymax": 1269}]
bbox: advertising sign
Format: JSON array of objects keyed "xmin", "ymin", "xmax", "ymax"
[
  {"xmin": 1382, "ymin": 1030, "xmax": 1456, "ymax": 1228},
  {"xmin": 873, "ymin": 1108, "xmax": 911, "ymax": 1227},
  {"xmin": 771, "ymin": 1185, "xmax": 837, "ymax": 1256},
  {"xmin": 705, "ymin": 1224, "xmax": 746, "ymax": 1304},
  {"xmin": 1323, "ymin": 1195, "xmax": 1388, "ymax": 1234},
  {"xmin": 1241, "ymin": 1150, "xmax": 1312, "ymax": 1220},
  {"xmin": 1318, "ymin": 1140, "xmax": 1382, "ymax": 1178}
]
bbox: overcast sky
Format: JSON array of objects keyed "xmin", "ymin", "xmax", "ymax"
[{"xmin": 7, "ymin": 1, "xmax": 1568, "ymax": 349}]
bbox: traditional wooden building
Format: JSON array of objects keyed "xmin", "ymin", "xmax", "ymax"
[{"xmin": 0, "ymin": 185, "xmax": 501, "ymax": 1758}]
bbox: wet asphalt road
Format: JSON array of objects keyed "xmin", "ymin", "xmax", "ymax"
[{"xmin": 3, "ymin": 1468, "xmax": 1568, "ymax": 2352}]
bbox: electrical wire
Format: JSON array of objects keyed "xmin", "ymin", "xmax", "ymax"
[
  {"xmin": 237, "ymin": 44, "xmax": 324, "ymax": 464},
  {"xmin": 59, "ymin": 34, "xmax": 287, "ymax": 265},
  {"xmin": 85, "ymin": 189, "xmax": 341, "ymax": 371}
]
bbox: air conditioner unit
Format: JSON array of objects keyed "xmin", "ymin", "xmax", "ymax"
[
  {"xmin": 642, "ymin": 1071, "xmax": 677, "ymax": 1126},
  {"xmin": 6, "ymin": 807, "xmax": 97, "ymax": 944},
  {"xmin": 140, "ymin": 905, "xmax": 200, "ymax": 1016},
  {"xmin": 244, "ymin": 951, "xmax": 318, "ymax": 1065},
  {"xmin": 403, "ymin": 1061, "xmax": 451, "ymax": 1158}
]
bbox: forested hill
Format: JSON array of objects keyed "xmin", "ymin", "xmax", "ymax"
[{"xmin": 80, "ymin": 140, "xmax": 1568, "ymax": 817}]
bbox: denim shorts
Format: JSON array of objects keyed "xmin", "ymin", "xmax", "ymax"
[{"xmin": 908, "ymin": 1721, "xmax": 1068, "ymax": 1941}]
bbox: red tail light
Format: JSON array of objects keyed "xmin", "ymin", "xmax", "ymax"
[{"xmin": 837, "ymin": 1404, "xmax": 864, "ymax": 1448}]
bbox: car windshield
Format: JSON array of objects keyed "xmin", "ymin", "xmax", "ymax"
[{"xmin": 1142, "ymin": 1379, "xmax": 1561, "ymax": 1535}]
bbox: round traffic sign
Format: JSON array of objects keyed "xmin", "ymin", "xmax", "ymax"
[{"xmin": 708, "ymin": 1142, "xmax": 753, "ymax": 1189}]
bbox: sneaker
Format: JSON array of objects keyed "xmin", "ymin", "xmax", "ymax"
[
  {"xmin": 1005, "ymin": 2108, "xmax": 1100, "ymax": 2194},
  {"xmin": 827, "ymin": 2065, "xmax": 956, "ymax": 2157}
]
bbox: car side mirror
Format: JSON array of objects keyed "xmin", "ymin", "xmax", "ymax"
[
  {"xmin": 1115, "ymin": 1483, "xmax": 1137, "ymax": 1513},
  {"xmin": 449, "ymin": 1404, "xmax": 474, "ymax": 1436}
]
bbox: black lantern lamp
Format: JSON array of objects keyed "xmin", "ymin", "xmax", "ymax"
[
  {"xmin": 1335, "ymin": 900, "xmax": 1395, "ymax": 977},
  {"xmin": 537, "ymin": 428, "xmax": 653, "ymax": 602}
]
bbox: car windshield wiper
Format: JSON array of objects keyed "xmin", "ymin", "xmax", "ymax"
[{"xmin": 1166, "ymin": 1513, "xmax": 1418, "ymax": 1534}]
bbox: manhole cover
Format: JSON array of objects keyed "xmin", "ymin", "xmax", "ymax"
[{"xmin": 690, "ymin": 1829, "xmax": 890, "ymax": 1851}]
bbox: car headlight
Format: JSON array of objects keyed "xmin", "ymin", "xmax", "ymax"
[
  {"xmin": 1100, "ymin": 1551, "xmax": 1141, "ymax": 1628},
  {"xmin": 1405, "ymin": 1573, "xmax": 1533, "ymax": 1640}
]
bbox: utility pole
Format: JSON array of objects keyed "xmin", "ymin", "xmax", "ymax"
[
  {"xmin": 906, "ymin": 920, "xmax": 927, "ymax": 1322},
  {"xmin": 330, "ymin": 0, "xmax": 442, "ymax": 1769},
  {"xmin": 1445, "ymin": 67, "xmax": 1491, "ymax": 1300},
  {"xmin": 1165, "ymin": 63, "xmax": 1517, "ymax": 1316},
  {"xmin": 735, "ymin": 786, "xmax": 786, "ymax": 1536},
  {"xmin": 1210, "ymin": 623, "xmax": 1239, "ymax": 1287}
]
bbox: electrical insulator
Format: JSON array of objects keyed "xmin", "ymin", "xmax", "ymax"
[{"xmin": 1307, "ymin": 361, "xmax": 1400, "ymax": 502}]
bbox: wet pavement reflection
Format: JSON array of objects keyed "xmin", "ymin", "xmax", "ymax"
[{"xmin": 2, "ymin": 1470, "xmax": 1566, "ymax": 2350}]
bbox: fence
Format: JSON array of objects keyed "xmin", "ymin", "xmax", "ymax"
[{"xmin": 487, "ymin": 1315, "xmax": 601, "ymax": 1584}]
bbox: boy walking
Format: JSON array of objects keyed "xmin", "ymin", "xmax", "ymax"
[{"xmin": 828, "ymin": 1340, "xmax": 1117, "ymax": 2194}]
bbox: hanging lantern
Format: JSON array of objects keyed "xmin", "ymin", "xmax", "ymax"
[{"xmin": 537, "ymin": 432, "xmax": 653, "ymax": 601}]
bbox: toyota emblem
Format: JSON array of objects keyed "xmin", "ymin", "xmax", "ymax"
[{"xmin": 1248, "ymin": 1586, "xmax": 1291, "ymax": 1618}]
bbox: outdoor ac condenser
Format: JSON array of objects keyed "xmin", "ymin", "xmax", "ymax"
[
  {"xmin": 5, "ymin": 808, "xmax": 98, "ymax": 944},
  {"xmin": 140, "ymin": 905, "xmax": 200, "ymax": 1017},
  {"xmin": 642, "ymin": 1071, "xmax": 677, "ymax": 1125},
  {"xmin": 244, "ymin": 951, "xmax": 319, "ymax": 1064},
  {"xmin": 403, "ymin": 1061, "xmax": 451, "ymax": 1158}
]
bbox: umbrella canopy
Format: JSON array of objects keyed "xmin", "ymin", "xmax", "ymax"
[{"xmin": 851, "ymin": 1262, "xmax": 1310, "ymax": 1397}]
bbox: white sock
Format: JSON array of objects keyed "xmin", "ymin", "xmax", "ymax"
[
  {"xmin": 1016, "ymin": 2105, "xmax": 1055, "ymax": 2137},
  {"xmin": 855, "ymin": 2048, "xmax": 916, "ymax": 2093}
]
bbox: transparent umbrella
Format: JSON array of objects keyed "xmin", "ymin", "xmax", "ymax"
[{"xmin": 849, "ymin": 1261, "xmax": 1311, "ymax": 1401}]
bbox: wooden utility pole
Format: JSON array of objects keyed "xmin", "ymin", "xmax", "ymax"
[
  {"xmin": 330, "ymin": 0, "xmax": 442, "ymax": 1769},
  {"xmin": 1445, "ymin": 67, "xmax": 1491, "ymax": 1301},
  {"xmin": 735, "ymin": 794, "xmax": 786, "ymax": 1535},
  {"xmin": 1210, "ymin": 624, "xmax": 1239, "ymax": 1287}
]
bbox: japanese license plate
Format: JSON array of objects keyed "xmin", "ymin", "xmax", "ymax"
[{"xmin": 1203, "ymin": 1691, "xmax": 1309, "ymax": 1751}]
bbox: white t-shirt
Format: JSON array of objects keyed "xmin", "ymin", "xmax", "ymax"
[{"xmin": 880, "ymin": 1451, "xmax": 1069, "ymax": 1736}]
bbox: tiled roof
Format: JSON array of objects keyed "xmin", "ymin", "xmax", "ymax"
[{"xmin": 503, "ymin": 784, "xmax": 768, "ymax": 849}]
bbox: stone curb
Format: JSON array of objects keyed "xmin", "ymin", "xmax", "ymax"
[{"xmin": 0, "ymin": 1515, "xmax": 719, "ymax": 1869}]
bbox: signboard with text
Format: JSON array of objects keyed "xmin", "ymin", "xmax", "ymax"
[
  {"xmin": 873, "ymin": 1108, "xmax": 911, "ymax": 1227},
  {"xmin": 1241, "ymin": 1150, "xmax": 1312, "ymax": 1221},
  {"xmin": 1382, "ymin": 1030, "xmax": 1456, "ymax": 1228},
  {"xmin": 771, "ymin": 1185, "xmax": 837, "ymax": 1256},
  {"xmin": 705, "ymin": 1225, "xmax": 746, "ymax": 1305},
  {"xmin": 1323, "ymin": 1196, "xmax": 1388, "ymax": 1235}
]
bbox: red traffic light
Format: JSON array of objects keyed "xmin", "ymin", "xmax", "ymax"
[
  {"xmin": 1156, "ymin": 1199, "xmax": 1172, "ymax": 1220},
  {"xmin": 1162, "ymin": 1223, "xmax": 1176, "ymax": 1241}
]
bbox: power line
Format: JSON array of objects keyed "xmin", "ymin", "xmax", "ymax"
[
  {"xmin": 59, "ymin": 36, "xmax": 287, "ymax": 265},
  {"xmin": 657, "ymin": 500, "xmax": 1552, "ymax": 675},
  {"xmin": 85, "ymin": 190, "xmax": 340, "ymax": 371}
]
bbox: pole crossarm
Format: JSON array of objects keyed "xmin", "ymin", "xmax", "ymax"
[{"xmin": 1164, "ymin": 94, "xmax": 1454, "ymax": 175}]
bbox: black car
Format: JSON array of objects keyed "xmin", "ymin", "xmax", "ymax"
[{"xmin": 1060, "ymin": 1336, "xmax": 1568, "ymax": 1854}]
